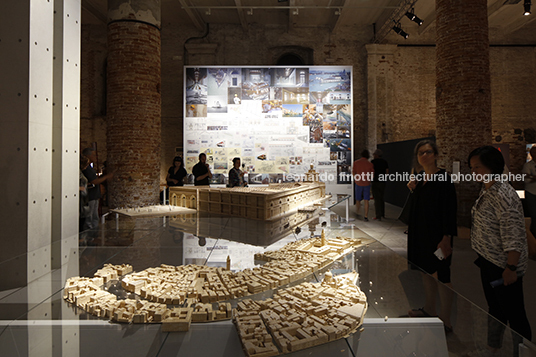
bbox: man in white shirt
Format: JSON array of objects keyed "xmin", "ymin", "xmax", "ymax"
[{"xmin": 523, "ymin": 145, "xmax": 536, "ymax": 237}]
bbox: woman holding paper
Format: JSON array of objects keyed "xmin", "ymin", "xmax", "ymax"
[{"xmin": 406, "ymin": 140, "xmax": 457, "ymax": 334}]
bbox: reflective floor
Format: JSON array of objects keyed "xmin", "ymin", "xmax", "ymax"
[{"xmin": 0, "ymin": 199, "xmax": 535, "ymax": 356}]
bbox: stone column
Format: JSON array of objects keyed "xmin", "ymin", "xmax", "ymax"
[
  {"xmin": 436, "ymin": 0, "xmax": 492, "ymax": 226},
  {"xmin": 365, "ymin": 44, "xmax": 397, "ymax": 150},
  {"xmin": 106, "ymin": 0, "xmax": 161, "ymax": 208}
]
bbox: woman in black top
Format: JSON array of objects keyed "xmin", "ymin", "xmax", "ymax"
[
  {"xmin": 166, "ymin": 156, "xmax": 187, "ymax": 187},
  {"xmin": 406, "ymin": 140, "xmax": 457, "ymax": 333}
]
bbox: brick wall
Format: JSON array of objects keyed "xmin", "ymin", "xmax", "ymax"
[
  {"xmin": 106, "ymin": 21, "xmax": 161, "ymax": 208},
  {"xmin": 80, "ymin": 19, "xmax": 536, "ymax": 211}
]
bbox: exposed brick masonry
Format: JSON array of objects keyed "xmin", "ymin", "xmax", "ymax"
[
  {"xmin": 436, "ymin": 0, "xmax": 492, "ymax": 226},
  {"xmin": 106, "ymin": 21, "xmax": 161, "ymax": 207}
]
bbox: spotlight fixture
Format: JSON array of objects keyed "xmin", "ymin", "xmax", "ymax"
[
  {"xmin": 392, "ymin": 22, "xmax": 409, "ymax": 39},
  {"xmin": 335, "ymin": 8, "xmax": 341, "ymax": 15},
  {"xmin": 405, "ymin": 9, "xmax": 423, "ymax": 25},
  {"xmin": 524, "ymin": 0, "xmax": 531, "ymax": 15},
  {"xmin": 247, "ymin": 8, "xmax": 253, "ymax": 15},
  {"xmin": 292, "ymin": 8, "xmax": 299, "ymax": 15},
  {"xmin": 205, "ymin": 8, "xmax": 211, "ymax": 15}
]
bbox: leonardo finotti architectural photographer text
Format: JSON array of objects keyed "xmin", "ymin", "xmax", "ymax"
[{"xmin": 283, "ymin": 172, "xmax": 526, "ymax": 184}]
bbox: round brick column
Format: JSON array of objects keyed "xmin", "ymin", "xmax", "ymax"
[
  {"xmin": 106, "ymin": 0, "xmax": 161, "ymax": 207},
  {"xmin": 436, "ymin": 0, "xmax": 492, "ymax": 226}
]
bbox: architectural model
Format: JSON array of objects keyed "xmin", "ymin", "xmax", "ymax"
[
  {"xmin": 169, "ymin": 181, "xmax": 326, "ymax": 220},
  {"xmin": 64, "ymin": 231, "xmax": 369, "ymax": 356},
  {"xmin": 111, "ymin": 204, "xmax": 196, "ymax": 217}
]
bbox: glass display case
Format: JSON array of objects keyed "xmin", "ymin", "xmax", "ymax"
[{"xmin": 0, "ymin": 197, "xmax": 534, "ymax": 357}]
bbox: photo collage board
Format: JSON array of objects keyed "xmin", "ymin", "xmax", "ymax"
[{"xmin": 184, "ymin": 66, "xmax": 353, "ymax": 186}]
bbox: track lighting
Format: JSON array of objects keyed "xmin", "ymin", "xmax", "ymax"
[
  {"xmin": 392, "ymin": 22, "xmax": 408, "ymax": 39},
  {"xmin": 524, "ymin": 0, "xmax": 531, "ymax": 15},
  {"xmin": 405, "ymin": 10, "xmax": 423, "ymax": 25}
]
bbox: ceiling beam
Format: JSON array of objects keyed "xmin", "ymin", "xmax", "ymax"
[
  {"xmin": 234, "ymin": 0, "xmax": 249, "ymax": 32},
  {"xmin": 417, "ymin": 9, "xmax": 435, "ymax": 35},
  {"xmin": 373, "ymin": 0, "xmax": 418, "ymax": 43},
  {"xmin": 289, "ymin": 0, "xmax": 296, "ymax": 31},
  {"xmin": 82, "ymin": 0, "xmax": 107, "ymax": 24},
  {"xmin": 330, "ymin": 0, "xmax": 348, "ymax": 33},
  {"xmin": 504, "ymin": 13, "xmax": 536, "ymax": 33},
  {"xmin": 179, "ymin": 0, "xmax": 206, "ymax": 32},
  {"xmin": 488, "ymin": 0, "xmax": 508, "ymax": 20}
]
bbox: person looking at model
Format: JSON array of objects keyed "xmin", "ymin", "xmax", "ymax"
[
  {"xmin": 406, "ymin": 140, "xmax": 457, "ymax": 335},
  {"xmin": 193, "ymin": 153, "xmax": 212, "ymax": 186},
  {"xmin": 352, "ymin": 150, "xmax": 374, "ymax": 221},
  {"xmin": 81, "ymin": 147, "xmax": 115, "ymax": 230},
  {"xmin": 371, "ymin": 149, "xmax": 389, "ymax": 221},
  {"xmin": 228, "ymin": 157, "xmax": 247, "ymax": 187},
  {"xmin": 469, "ymin": 146, "xmax": 531, "ymax": 354},
  {"xmin": 166, "ymin": 156, "xmax": 187, "ymax": 187}
]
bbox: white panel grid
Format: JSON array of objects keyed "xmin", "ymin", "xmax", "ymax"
[
  {"xmin": 28, "ymin": 122, "xmax": 53, "ymax": 252},
  {"xmin": 63, "ymin": 0, "xmax": 81, "ymax": 132},
  {"xmin": 27, "ymin": 243, "xmax": 52, "ymax": 288},
  {"xmin": 1, "ymin": 2, "xmax": 31, "ymax": 257},
  {"xmin": 27, "ymin": 279, "xmax": 52, "ymax": 357},
  {"xmin": 60, "ymin": 0, "xmax": 81, "ymax": 256},
  {"xmin": 61, "ymin": 235, "xmax": 79, "ymax": 279},
  {"xmin": 27, "ymin": 0, "xmax": 54, "ymax": 256},
  {"xmin": 50, "ymin": 0, "xmax": 80, "ymax": 271}
]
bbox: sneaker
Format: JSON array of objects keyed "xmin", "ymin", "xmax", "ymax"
[
  {"xmin": 364, "ymin": 217, "xmax": 369, "ymax": 222},
  {"xmin": 373, "ymin": 217, "xmax": 381, "ymax": 221}
]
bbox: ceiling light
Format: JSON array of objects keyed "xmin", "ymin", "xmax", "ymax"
[
  {"xmin": 205, "ymin": 8, "xmax": 211, "ymax": 15},
  {"xmin": 335, "ymin": 8, "xmax": 341, "ymax": 15},
  {"xmin": 292, "ymin": 8, "xmax": 299, "ymax": 15},
  {"xmin": 524, "ymin": 0, "xmax": 531, "ymax": 15},
  {"xmin": 247, "ymin": 8, "xmax": 253, "ymax": 15},
  {"xmin": 392, "ymin": 23, "xmax": 408, "ymax": 39},
  {"xmin": 405, "ymin": 10, "xmax": 423, "ymax": 25}
]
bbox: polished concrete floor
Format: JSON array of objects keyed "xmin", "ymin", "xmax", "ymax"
[
  {"xmin": 332, "ymin": 201, "xmax": 536, "ymax": 357},
  {"xmin": 1, "ymin": 199, "xmax": 536, "ymax": 356}
]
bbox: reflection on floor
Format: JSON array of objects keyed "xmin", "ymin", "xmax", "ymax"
[
  {"xmin": 1, "ymin": 201, "xmax": 536, "ymax": 357},
  {"xmin": 333, "ymin": 202, "xmax": 536, "ymax": 357}
]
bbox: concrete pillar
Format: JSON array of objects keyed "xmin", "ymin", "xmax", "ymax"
[
  {"xmin": 1, "ymin": 1, "xmax": 80, "ymax": 355},
  {"xmin": 436, "ymin": 0, "xmax": 492, "ymax": 226},
  {"xmin": 365, "ymin": 44, "xmax": 398, "ymax": 151},
  {"xmin": 106, "ymin": 0, "xmax": 162, "ymax": 208}
]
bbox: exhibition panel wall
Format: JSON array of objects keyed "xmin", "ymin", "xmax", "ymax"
[{"xmin": 183, "ymin": 66, "xmax": 353, "ymax": 196}]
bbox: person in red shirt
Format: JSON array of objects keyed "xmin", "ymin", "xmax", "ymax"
[{"xmin": 352, "ymin": 150, "xmax": 374, "ymax": 221}]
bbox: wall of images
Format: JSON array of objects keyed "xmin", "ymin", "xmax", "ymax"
[{"xmin": 183, "ymin": 66, "xmax": 353, "ymax": 192}]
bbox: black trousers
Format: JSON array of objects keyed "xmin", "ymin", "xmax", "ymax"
[
  {"xmin": 526, "ymin": 191, "xmax": 536, "ymax": 237},
  {"xmin": 477, "ymin": 256, "xmax": 531, "ymax": 351},
  {"xmin": 371, "ymin": 181, "xmax": 386, "ymax": 219}
]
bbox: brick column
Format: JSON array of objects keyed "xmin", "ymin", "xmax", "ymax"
[
  {"xmin": 436, "ymin": 0, "xmax": 492, "ymax": 226},
  {"xmin": 365, "ymin": 44, "xmax": 397, "ymax": 149},
  {"xmin": 106, "ymin": 0, "xmax": 161, "ymax": 207}
]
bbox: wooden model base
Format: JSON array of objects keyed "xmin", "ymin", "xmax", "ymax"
[{"xmin": 169, "ymin": 182, "xmax": 326, "ymax": 221}]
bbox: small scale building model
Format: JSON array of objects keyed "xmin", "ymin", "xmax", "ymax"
[
  {"xmin": 63, "ymin": 234, "xmax": 370, "ymax": 356},
  {"xmin": 170, "ymin": 182, "xmax": 326, "ymax": 221}
]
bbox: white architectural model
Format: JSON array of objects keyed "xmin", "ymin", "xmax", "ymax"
[{"xmin": 64, "ymin": 232, "xmax": 370, "ymax": 356}]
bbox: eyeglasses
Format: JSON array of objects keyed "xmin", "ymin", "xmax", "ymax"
[{"xmin": 418, "ymin": 150, "xmax": 434, "ymax": 156}]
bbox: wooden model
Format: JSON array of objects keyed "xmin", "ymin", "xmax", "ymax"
[
  {"xmin": 64, "ymin": 231, "xmax": 370, "ymax": 356},
  {"xmin": 169, "ymin": 182, "xmax": 326, "ymax": 220}
]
